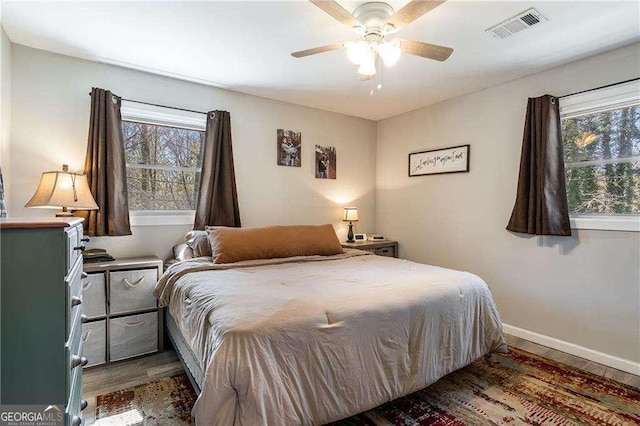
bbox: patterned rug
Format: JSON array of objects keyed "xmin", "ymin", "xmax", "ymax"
[
  {"xmin": 95, "ymin": 374, "xmax": 196, "ymax": 425},
  {"xmin": 95, "ymin": 348, "xmax": 640, "ymax": 425}
]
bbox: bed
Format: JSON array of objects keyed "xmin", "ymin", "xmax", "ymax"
[{"xmin": 154, "ymin": 245, "xmax": 506, "ymax": 425}]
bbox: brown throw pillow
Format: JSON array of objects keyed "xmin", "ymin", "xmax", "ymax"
[
  {"xmin": 206, "ymin": 224, "xmax": 344, "ymax": 264},
  {"xmin": 185, "ymin": 230, "xmax": 212, "ymax": 257}
]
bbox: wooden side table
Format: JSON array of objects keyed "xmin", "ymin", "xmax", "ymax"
[{"xmin": 341, "ymin": 240, "xmax": 399, "ymax": 258}]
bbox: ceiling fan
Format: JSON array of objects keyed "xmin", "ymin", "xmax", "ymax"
[{"xmin": 291, "ymin": 0, "xmax": 453, "ymax": 81}]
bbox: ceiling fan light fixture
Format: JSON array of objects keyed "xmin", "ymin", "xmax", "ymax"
[
  {"xmin": 346, "ymin": 41, "xmax": 371, "ymax": 65},
  {"xmin": 377, "ymin": 39, "xmax": 401, "ymax": 67},
  {"xmin": 357, "ymin": 52, "xmax": 377, "ymax": 76}
]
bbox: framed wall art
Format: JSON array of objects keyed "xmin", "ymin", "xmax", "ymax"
[
  {"xmin": 277, "ymin": 129, "xmax": 302, "ymax": 167},
  {"xmin": 315, "ymin": 145, "xmax": 336, "ymax": 179},
  {"xmin": 408, "ymin": 144, "xmax": 470, "ymax": 177}
]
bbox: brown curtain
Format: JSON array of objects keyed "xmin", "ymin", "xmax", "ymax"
[
  {"xmin": 193, "ymin": 111, "xmax": 241, "ymax": 230},
  {"xmin": 76, "ymin": 88, "xmax": 132, "ymax": 236},
  {"xmin": 506, "ymin": 95, "xmax": 571, "ymax": 236}
]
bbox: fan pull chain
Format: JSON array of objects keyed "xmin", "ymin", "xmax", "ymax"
[{"xmin": 370, "ymin": 58, "xmax": 384, "ymax": 96}]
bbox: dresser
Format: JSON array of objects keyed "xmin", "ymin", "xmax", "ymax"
[
  {"xmin": 82, "ymin": 257, "xmax": 164, "ymax": 367},
  {"xmin": 0, "ymin": 217, "xmax": 88, "ymax": 425},
  {"xmin": 341, "ymin": 240, "xmax": 399, "ymax": 258}
]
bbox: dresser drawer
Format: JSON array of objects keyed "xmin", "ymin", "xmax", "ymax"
[
  {"xmin": 110, "ymin": 312, "xmax": 158, "ymax": 362},
  {"xmin": 66, "ymin": 226, "xmax": 80, "ymax": 273},
  {"xmin": 66, "ymin": 362, "xmax": 85, "ymax": 426},
  {"xmin": 66, "ymin": 258, "xmax": 83, "ymax": 337},
  {"xmin": 82, "ymin": 273, "xmax": 106, "ymax": 319},
  {"xmin": 67, "ymin": 306, "xmax": 83, "ymax": 364},
  {"xmin": 66, "ymin": 305, "xmax": 85, "ymax": 399},
  {"xmin": 375, "ymin": 246, "xmax": 395, "ymax": 257},
  {"xmin": 109, "ymin": 269, "xmax": 158, "ymax": 315},
  {"xmin": 82, "ymin": 320, "xmax": 106, "ymax": 367}
]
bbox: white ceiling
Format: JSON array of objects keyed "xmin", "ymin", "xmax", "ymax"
[{"xmin": 2, "ymin": 1, "xmax": 639, "ymax": 120}]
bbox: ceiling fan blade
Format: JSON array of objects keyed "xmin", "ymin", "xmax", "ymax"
[
  {"xmin": 398, "ymin": 39, "xmax": 453, "ymax": 62},
  {"xmin": 386, "ymin": 0, "xmax": 447, "ymax": 31},
  {"xmin": 309, "ymin": 0, "xmax": 363, "ymax": 29},
  {"xmin": 360, "ymin": 74, "xmax": 375, "ymax": 81},
  {"xmin": 291, "ymin": 43, "xmax": 344, "ymax": 58}
]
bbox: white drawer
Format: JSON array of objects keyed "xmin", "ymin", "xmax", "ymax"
[
  {"xmin": 82, "ymin": 320, "xmax": 106, "ymax": 367},
  {"xmin": 82, "ymin": 273, "xmax": 106, "ymax": 319},
  {"xmin": 109, "ymin": 312, "xmax": 158, "ymax": 362},
  {"xmin": 109, "ymin": 269, "xmax": 158, "ymax": 315}
]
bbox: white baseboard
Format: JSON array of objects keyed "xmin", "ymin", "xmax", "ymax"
[{"xmin": 502, "ymin": 323, "xmax": 640, "ymax": 376}]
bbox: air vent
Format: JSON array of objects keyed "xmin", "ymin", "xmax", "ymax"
[{"xmin": 486, "ymin": 8, "xmax": 548, "ymax": 39}]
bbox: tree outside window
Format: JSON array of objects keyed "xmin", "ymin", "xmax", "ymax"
[
  {"xmin": 123, "ymin": 121, "xmax": 204, "ymax": 211},
  {"xmin": 562, "ymin": 104, "xmax": 639, "ymax": 215}
]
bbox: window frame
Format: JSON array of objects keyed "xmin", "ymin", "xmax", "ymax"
[
  {"xmin": 120, "ymin": 101, "xmax": 206, "ymax": 227},
  {"xmin": 559, "ymin": 80, "xmax": 640, "ymax": 233}
]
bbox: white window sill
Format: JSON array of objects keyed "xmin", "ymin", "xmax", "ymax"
[
  {"xmin": 130, "ymin": 211, "xmax": 195, "ymax": 227},
  {"xmin": 570, "ymin": 215, "xmax": 640, "ymax": 232}
]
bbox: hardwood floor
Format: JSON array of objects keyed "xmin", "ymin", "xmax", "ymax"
[{"xmin": 82, "ymin": 334, "xmax": 640, "ymax": 424}]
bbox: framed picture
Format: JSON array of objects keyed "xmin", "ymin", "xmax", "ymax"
[
  {"xmin": 408, "ymin": 144, "xmax": 470, "ymax": 177},
  {"xmin": 315, "ymin": 145, "xmax": 336, "ymax": 179},
  {"xmin": 277, "ymin": 129, "xmax": 302, "ymax": 167}
]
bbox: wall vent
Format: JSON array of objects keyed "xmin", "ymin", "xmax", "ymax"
[{"xmin": 486, "ymin": 8, "xmax": 548, "ymax": 39}]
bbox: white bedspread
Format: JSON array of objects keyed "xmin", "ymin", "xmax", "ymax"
[{"xmin": 154, "ymin": 250, "xmax": 507, "ymax": 425}]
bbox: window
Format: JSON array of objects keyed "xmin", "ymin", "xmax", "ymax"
[
  {"xmin": 560, "ymin": 80, "xmax": 640, "ymax": 232},
  {"xmin": 121, "ymin": 102, "xmax": 206, "ymax": 225}
]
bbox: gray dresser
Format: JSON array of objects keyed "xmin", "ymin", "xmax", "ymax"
[
  {"xmin": 0, "ymin": 217, "xmax": 88, "ymax": 425},
  {"xmin": 82, "ymin": 256, "xmax": 164, "ymax": 366}
]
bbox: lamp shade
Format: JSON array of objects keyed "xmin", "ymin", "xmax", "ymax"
[
  {"xmin": 346, "ymin": 41, "xmax": 370, "ymax": 65},
  {"xmin": 25, "ymin": 169, "xmax": 98, "ymax": 211},
  {"xmin": 357, "ymin": 51, "xmax": 377, "ymax": 76},
  {"xmin": 343, "ymin": 207, "xmax": 358, "ymax": 222},
  {"xmin": 377, "ymin": 39, "xmax": 401, "ymax": 67}
]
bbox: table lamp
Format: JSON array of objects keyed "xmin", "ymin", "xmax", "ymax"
[
  {"xmin": 25, "ymin": 164, "xmax": 98, "ymax": 217},
  {"xmin": 343, "ymin": 207, "xmax": 358, "ymax": 243}
]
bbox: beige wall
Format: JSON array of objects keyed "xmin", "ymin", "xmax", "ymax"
[
  {"xmin": 7, "ymin": 40, "xmax": 639, "ymax": 365},
  {"xmin": 9, "ymin": 45, "xmax": 377, "ymax": 259},
  {"xmin": 376, "ymin": 43, "xmax": 640, "ymax": 363},
  {"xmin": 0, "ymin": 27, "xmax": 10, "ymax": 203}
]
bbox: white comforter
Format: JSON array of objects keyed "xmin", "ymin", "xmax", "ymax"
[{"xmin": 154, "ymin": 250, "xmax": 507, "ymax": 425}]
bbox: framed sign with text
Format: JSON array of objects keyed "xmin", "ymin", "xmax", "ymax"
[{"xmin": 408, "ymin": 144, "xmax": 470, "ymax": 177}]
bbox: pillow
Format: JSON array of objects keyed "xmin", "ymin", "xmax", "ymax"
[
  {"xmin": 206, "ymin": 224, "xmax": 344, "ymax": 264},
  {"xmin": 173, "ymin": 243, "xmax": 194, "ymax": 262},
  {"xmin": 185, "ymin": 230, "xmax": 212, "ymax": 257}
]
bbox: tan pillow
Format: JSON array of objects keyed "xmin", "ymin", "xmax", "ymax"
[
  {"xmin": 206, "ymin": 224, "xmax": 344, "ymax": 264},
  {"xmin": 185, "ymin": 230, "xmax": 212, "ymax": 257}
]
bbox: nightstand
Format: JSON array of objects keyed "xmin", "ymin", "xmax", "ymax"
[
  {"xmin": 341, "ymin": 240, "xmax": 399, "ymax": 258},
  {"xmin": 81, "ymin": 256, "xmax": 164, "ymax": 366}
]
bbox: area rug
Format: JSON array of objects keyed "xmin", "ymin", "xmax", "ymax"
[
  {"xmin": 95, "ymin": 374, "xmax": 196, "ymax": 425},
  {"xmin": 95, "ymin": 348, "xmax": 639, "ymax": 425}
]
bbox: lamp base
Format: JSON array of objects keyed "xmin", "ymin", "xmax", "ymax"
[
  {"xmin": 56, "ymin": 212, "xmax": 74, "ymax": 217},
  {"xmin": 346, "ymin": 222, "xmax": 355, "ymax": 243}
]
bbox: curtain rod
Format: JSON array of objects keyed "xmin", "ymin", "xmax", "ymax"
[
  {"xmin": 87, "ymin": 92, "xmax": 208, "ymax": 115},
  {"xmin": 557, "ymin": 77, "xmax": 640, "ymax": 99}
]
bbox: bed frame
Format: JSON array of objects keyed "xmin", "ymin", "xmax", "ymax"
[{"xmin": 165, "ymin": 310, "xmax": 203, "ymax": 394}]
